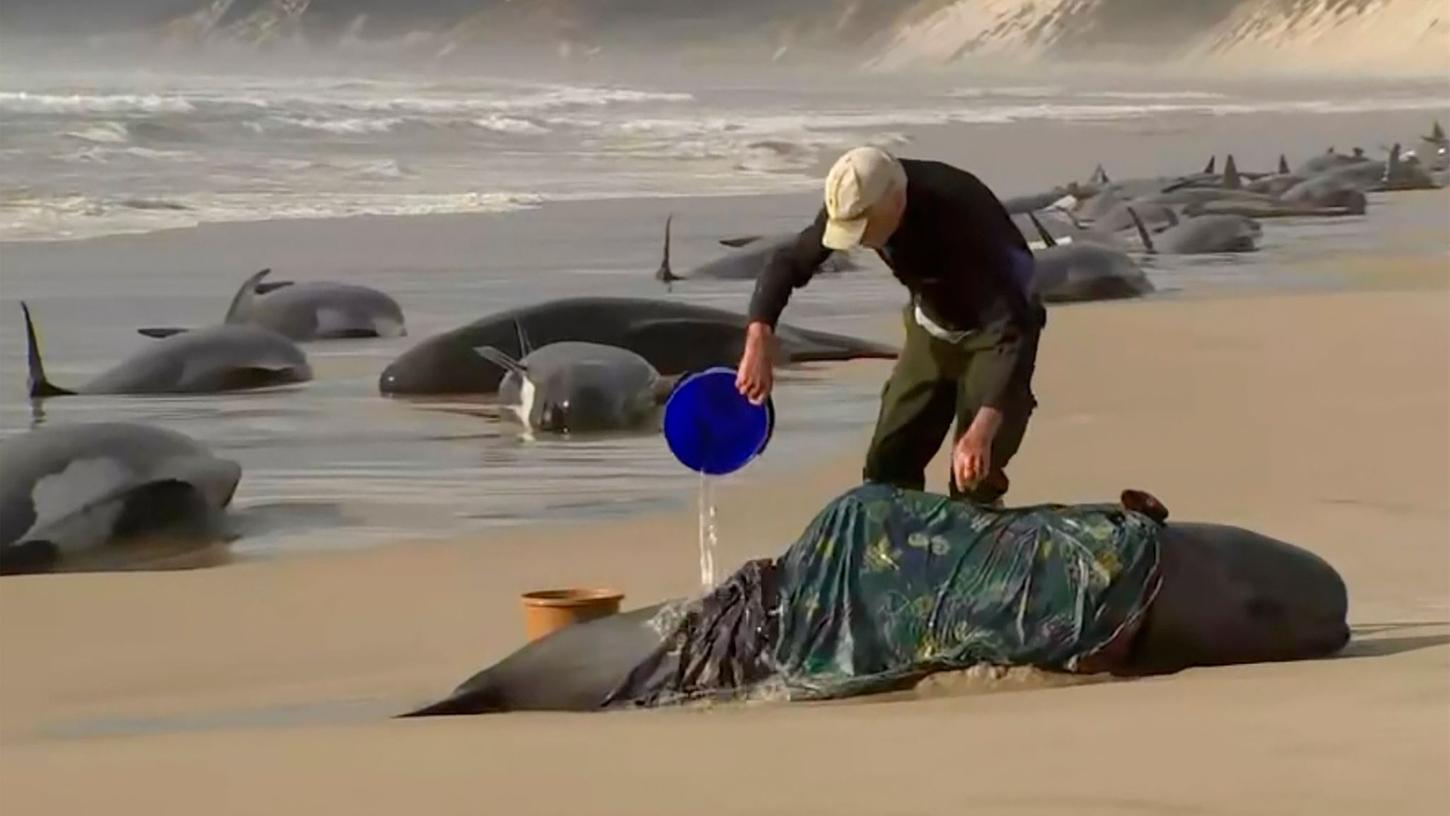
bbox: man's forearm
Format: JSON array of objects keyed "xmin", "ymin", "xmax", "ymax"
[{"xmin": 965, "ymin": 405, "xmax": 1004, "ymax": 441}]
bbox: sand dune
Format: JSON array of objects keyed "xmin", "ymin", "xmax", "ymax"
[{"xmin": 8, "ymin": 0, "xmax": 1447, "ymax": 76}]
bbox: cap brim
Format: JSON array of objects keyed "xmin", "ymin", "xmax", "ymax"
[{"xmin": 822, "ymin": 216, "xmax": 868, "ymax": 251}]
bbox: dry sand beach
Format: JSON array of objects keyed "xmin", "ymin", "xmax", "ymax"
[{"xmin": 2, "ymin": 279, "xmax": 1446, "ymax": 814}]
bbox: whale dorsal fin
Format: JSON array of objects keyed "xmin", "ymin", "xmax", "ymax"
[
  {"xmin": 1126, "ymin": 206, "xmax": 1155, "ymax": 254},
  {"xmin": 654, "ymin": 215, "xmax": 677, "ymax": 285},
  {"xmin": 514, "ymin": 319, "xmax": 533, "ymax": 357},
  {"xmin": 224, "ymin": 268, "xmax": 273, "ymax": 323},
  {"xmin": 1430, "ymin": 119, "xmax": 1446, "ymax": 142},
  {"xmin": 1385, "ymin": 143, "xmax": 1402, "ymax": 181},
  {"xmin": 1222, "ymin": 155, "xmax": 1241, "ymax": 189},
  {"xmin": 1278, "ymin": 154, "xmax": 1290, "ymax": 175},
  {"xmin": 20, "ymin": 303, "xmax": 74, "ymax": 398},
  {"xmin": 1026, "ymin": 213, "xmax": 1057, "ymax": 248},
  {"xmin": 1203, "ymin": 155, "xmax": 1216, "ymax": 175},
  {"xmin": 1091, "ymin": 164, "xmax": 1111, "ymax": 185}
]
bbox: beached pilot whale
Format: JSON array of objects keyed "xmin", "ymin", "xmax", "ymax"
[
  {"xmin": 379, "ymin": 299, "xmax": 896, "ymax": 397},
  {"xmin": 1126, "ymin": 207, "xmax": 1261, "ymax": 254},
  {"xmin": 20, "ymin": 303, "xmax": 312, "ymax": 397},
  {"xmin": 654, "ymin": 217, "xmax": 859, "ymax": 283},
  {"xmin": 380, "ymin": 216, "xmax": 895, "ymax": 397},
  {"xmin": 1024, "ymin": 214, "xmax": 1154, "ymax": 303},
  {"xmin": 400, "ymin": 490, "xmax": 1348, "ymax": 716},
  {"xmin": 0, "ymin": 422, "xmax": 241, "ymax": 575},
  {"xmin": 476, "ymin": 323, "xmax": 667, "ymax": 433},
  {"xmin": 139, "ymin": 268, "xmax": 406, "ymax": 341}
]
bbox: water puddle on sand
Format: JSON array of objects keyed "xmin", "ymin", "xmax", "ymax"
[{"xmin": 697, "ymin": 472, "xmax": 718, "ymax": 589}]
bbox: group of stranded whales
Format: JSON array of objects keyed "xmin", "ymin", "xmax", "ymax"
[
  {"xmin": 3, "ymin": 246, "xmax": 896, "ymax": 569},
  {"xmin": 17, "ymin": 267, "xmax": 412, "ymax": 398},
  {"xmin": 994, "ymin": 125, "xmax": 1447, "ymax": 302},
  {"xmin": 11, "ymin": 124, "xmax": 1442, "ymax": 704},
  {"xmin": 377, "ymin": 295, "xmax": 896, "ymax": 398}
]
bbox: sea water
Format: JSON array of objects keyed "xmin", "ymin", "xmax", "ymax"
[{"xmin": 698, "ymin": 472, "xmax": 718, "ymax": 589}]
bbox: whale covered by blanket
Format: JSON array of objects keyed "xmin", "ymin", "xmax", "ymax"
[{"xmin": 604, "ymin": 483, "xmax": 1164, "ymax": 708}]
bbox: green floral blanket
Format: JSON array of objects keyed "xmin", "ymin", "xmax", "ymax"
[{"xmin": 606, "ymin": 483, "xmax": 1164, "ymax": 707}]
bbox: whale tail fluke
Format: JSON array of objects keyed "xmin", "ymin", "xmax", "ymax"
[{"xmin": 397, "ymin": 691, "xmax": 501, "ymax": 718}]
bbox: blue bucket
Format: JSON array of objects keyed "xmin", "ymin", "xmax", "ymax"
[{"xmin": 663, "ymin": 367, "xmax": 774, "ymax": 476}]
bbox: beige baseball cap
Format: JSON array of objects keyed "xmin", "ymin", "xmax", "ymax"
[{"xmin": 822, "ymin": 146, "xmax": 906, "ymax": 250}]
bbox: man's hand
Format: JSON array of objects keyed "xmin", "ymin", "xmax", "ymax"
[
  {"xmin": 736, "ymin": 322, "xmax": 775, "ymax": 405},
  {"xmin": 953, "ymin": 406, "xmax": 1004, "ymax": 490}
]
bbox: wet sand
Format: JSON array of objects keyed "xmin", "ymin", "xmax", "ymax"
[{"xmin": 2, "ymin": 281, "xmax": 1446, "ymax": 814}]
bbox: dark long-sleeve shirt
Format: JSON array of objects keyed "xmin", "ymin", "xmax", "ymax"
[{"xmin": 747, "ymin": 158, "xmax": 1041, "ymax": 409}]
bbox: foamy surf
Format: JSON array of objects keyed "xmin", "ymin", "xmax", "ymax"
[{"xmin": 2, "ymin": 72, "xmax": 1445, "ymax": 242}]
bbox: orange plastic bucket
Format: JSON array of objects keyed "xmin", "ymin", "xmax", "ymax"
[{"xmin": 520, "ymin": 588, "xmax": 625, "ymax": 641}]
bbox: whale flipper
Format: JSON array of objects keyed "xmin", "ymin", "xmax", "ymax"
[
  {"xmin": 137, "ymin": 327, "xmax": 190, "ymax": 338},
  {"xmin": 718, "ymin": 235, "xmax": 763, "ymax": 248},
  {"xmin": 473, "ymin": 347, "xmax": 526, "ymax": 376}
]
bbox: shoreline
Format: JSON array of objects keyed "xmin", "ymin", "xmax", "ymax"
[{"xmin": 2, "ymin": 181, "xmax": 1446, "ymax": 562}]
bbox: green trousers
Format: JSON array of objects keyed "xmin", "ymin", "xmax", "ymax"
[{"xmin": 862, "ymin": 303, "xmax": 1043, "ymax": 504}]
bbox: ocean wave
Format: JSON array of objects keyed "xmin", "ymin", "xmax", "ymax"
[
  {"xmin": 490, "ymin": 87, "xmax": 694, "ymax": 112},
  {"xmin": 949, "ymin": 86, "xmax": 1062, "ymax": 98},
  {"xmin": 1089, "ymin": 90, "xmax": 1230, "ymax": 100},
  {"xmin": 128, "ymin": 119, "xmax": 207, "ymax": 142},
  {"xmin": 0, "ymin": 191, "xmax": 546, "ymax": 242},
  {"xmin": 473, "ymin": 115, "xmax": 549, "ymax": 135},
  {"xmin": 67, "ymin": 146, "xmax": 196, "ymax": 163},
  {"xmin": 0, "ymin": 91, "xmax": 195, "ymax": 114},
  {"xmin": 273, "ymin": 86, "xmax": 695, "ymax": 117},
  {"xmin": 268, "ymin": 116, "xmax": 407, "ymax": 135},
  {"xmin": 62, "ymin": 122, "xmax": 130, "ymax": 144},
  {"xmin": 117, "ymin": 197, "xmax": 191, "ymax": 211},
  {"xmin": 734, "ymin": 140, "xmax": 820, "ymax": 173},
  {"xmin": 337, "ymin": 158, "xmax": 412, "ymax": 179}
]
